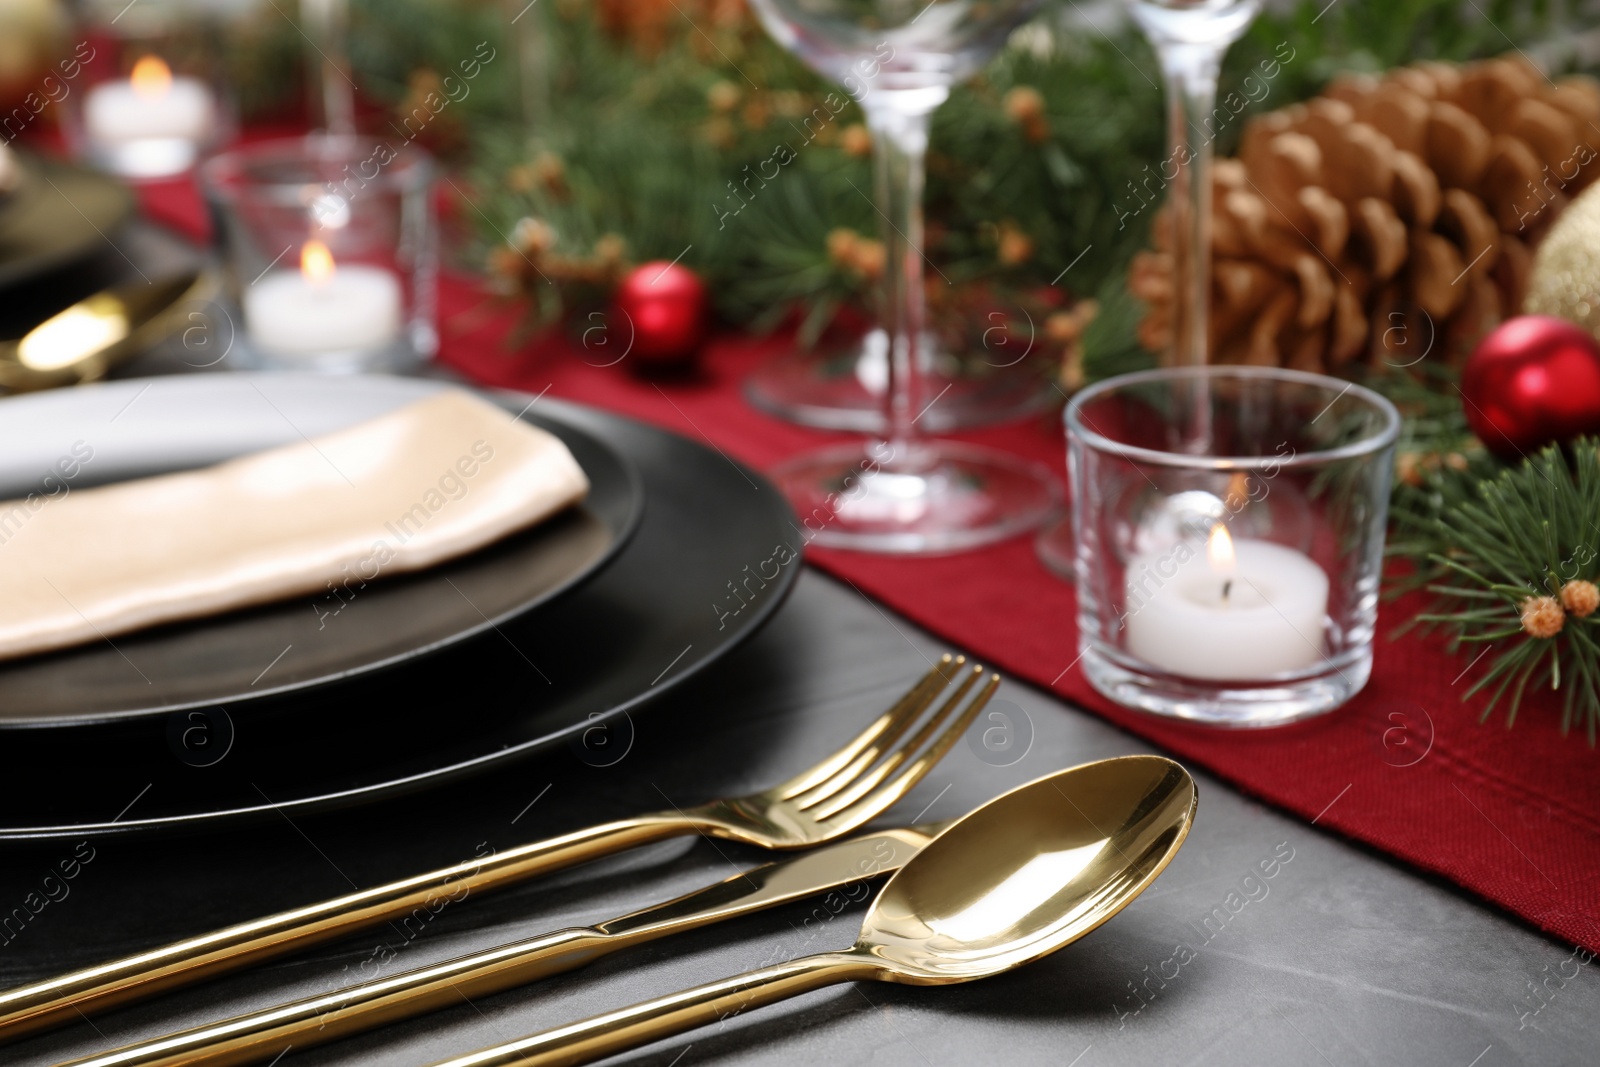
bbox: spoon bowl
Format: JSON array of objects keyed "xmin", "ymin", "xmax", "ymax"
[{"xmin": 858, "ymin": 754, "xmax": 1196, "ymax": 983}]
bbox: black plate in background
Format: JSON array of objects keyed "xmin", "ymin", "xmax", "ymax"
[
  {"xmin": 0, "ymin": 392, "xmax": 800, "ymax": 840},
  {"xmin": 0, "ymin": 219, "xmax": 201, "ymax": 341},
  {"xmin": 0, "ymin": 158, "xmax": 134, "ymax": 290},
  {"xmin": 0, "ymin": 375, "xmax": 642, "ymax": 725}
]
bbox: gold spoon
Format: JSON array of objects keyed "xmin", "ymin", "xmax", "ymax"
[
  {"xmin": 431, "ymin": 754, "xmax": 1197, "ymax": 1067},
  {"xmin": 0, "ymin": 269, "xmax": 206, "ymax": 392}
]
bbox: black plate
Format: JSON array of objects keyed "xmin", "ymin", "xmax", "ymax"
[
  {"xmin": 0, "ymin": 219, "xmax": 202, "ymax": 342},
  {"xmin": 0, "ymin": 380, "xmax": 800, "ymax": 840},
  {"xmin": 0, "ymin": 375, "xmax": 642, "ymax": 725},
  {"xmin": 0, "ymin": 158, "xmax": 135, "ymax": 290}
]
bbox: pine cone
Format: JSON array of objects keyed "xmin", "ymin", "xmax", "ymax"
[{"xmin": 1133, "ymin": 56, "xmax": 1600, "ymax": 371}]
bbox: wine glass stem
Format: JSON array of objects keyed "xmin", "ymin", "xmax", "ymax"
[
  {"xmin": 864, "ymin": 96, "xmax": 943, "ymax": 468},
  {"xmin": 1157, "ymin": 41, "xmax": 1224, "ymax": 449},
  {"xmin": 1158, "ymin": 42, "xmax": 1222, "ymax": 367},
  {"xmin": 302, "ymin": 0, "xmax": 356, "ymax": 135}
]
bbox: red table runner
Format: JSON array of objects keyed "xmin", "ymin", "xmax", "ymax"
[{"xmin": 132, "ymin": 181, "xmax": 1599, "ymax": 953}]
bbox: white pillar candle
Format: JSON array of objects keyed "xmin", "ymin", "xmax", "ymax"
[
  {"xmin": 244, "ymin": 240, "xmax": 402, "ymax": 357},
  {"xmin": 1122, "ymin": 526, "xmax": 1329, "ymax": 681},
  {"xmin": 84, "ymin": 56, "xmax": 214, "ymax": 147}
]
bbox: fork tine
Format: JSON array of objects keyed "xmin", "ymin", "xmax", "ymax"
[
  {"xmin": 775, "ymin": 654, "xmax": 961, "ymax": 800},
  {"xmin": 814, "ymin": 670, "xmax": 1001, "ymax": 825},
  {"xmin": 784, "ymin": 656, "xmax": 968, "ymax": 806},
  {"xmin": 794, "ymin": 662, "xmax": 980, "ymax": 812},
  {"xmin": 804, "ymin": 663, "xmax": 986, "ymax": 817}
]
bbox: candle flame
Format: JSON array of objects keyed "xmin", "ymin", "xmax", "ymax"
[
  {"xmin": 130, "ymin": 55, "xmax": 173, "ymax": 98},
  {"xmin": 1206, "ymin": 524, "xmax": 1236, "ymax": 574},
  {"xmin": 301, "ymin": 240, "xmax": 335, "ymax": 283}
]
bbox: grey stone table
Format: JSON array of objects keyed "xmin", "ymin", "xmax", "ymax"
[{"xmin": 3, "ymin": 571, "xmax": 1595, "ymax": 1067}]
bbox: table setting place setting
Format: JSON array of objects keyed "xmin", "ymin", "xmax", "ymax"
[{"xmin": 0, "ymin": 0, "xmax": 1598, "ymax": 1064}]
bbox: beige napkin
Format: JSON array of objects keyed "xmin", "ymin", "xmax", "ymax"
[{"xmin": 0, "ymin": 389, "xmax": 588, "ymax": 661}]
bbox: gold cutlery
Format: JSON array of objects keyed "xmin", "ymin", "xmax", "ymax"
[
  {"xmin": 427, "ymin": 754, "xmax": 1196, "ymax": 1067},
  {"xmin": 58, "ymin": 824, "xmax": 943, "ymax": 1067},
  {"xmin": 0, "ymin": 268, "xmax": 207, "ymax": 392},
  {"xmin": 0, "ymin": 655, "xmax": 996, "ymax": 1043}
]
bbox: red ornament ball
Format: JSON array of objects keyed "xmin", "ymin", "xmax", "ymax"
[
  {"xmin": 1461, "ymin": 315, "xmax": 1600, "ymax": 460},
  {"xmin": 611, "ymin": 261, "xmax": 708, "ymax": 369}
]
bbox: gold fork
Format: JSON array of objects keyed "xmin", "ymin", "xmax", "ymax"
[{"xmin": 0, "ymin": 654, "xmax": 997, "ymax": 1044}]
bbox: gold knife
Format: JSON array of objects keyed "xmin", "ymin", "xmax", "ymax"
[
  {"xmin": 55, "ymin": 824, "xmax": 942, "ymax": 1067},
  {"xmin": 0, "ymin": 268, "xmax": 207, "ymax": 392}
]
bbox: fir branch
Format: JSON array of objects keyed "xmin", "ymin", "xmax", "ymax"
[{"xmin": 1394, "ymin": 439, "xmax": 1600, "ymax": 741}]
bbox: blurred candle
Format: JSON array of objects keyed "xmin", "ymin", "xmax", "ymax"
[
  {"xmin": 84, "ymin": 56, "xmax": 215, "ymax": 148},
  {"xmin": 245, "ymin": 240, "xmax": 402, "ymax": 357}
]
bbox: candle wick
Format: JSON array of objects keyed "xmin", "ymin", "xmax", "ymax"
[{"xmin": 1221, "ymin": 579, "xmax": 1232, "ymax": 603}]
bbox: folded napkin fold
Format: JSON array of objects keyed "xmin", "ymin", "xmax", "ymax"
[{"xmin": 0, "ymin": 389, "xmax": 588, "ymax": 661}]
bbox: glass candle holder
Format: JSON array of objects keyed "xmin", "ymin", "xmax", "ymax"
[
  {"xmin": 200, "ymin": 135, "xmax": 438, "ymax": 374},
  {"xmin": 1068, "ymin": 366, "xmax": 1400, "ymax": 727},
  {"xmin": 67, "ymin": 0, "xmax": 236, "ymax": 179}
]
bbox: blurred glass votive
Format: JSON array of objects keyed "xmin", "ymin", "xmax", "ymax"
[
  {"xmin": 200, "ymin": 134, "xmax": 437, "ymax": 373},
  {"xmin": 68, "ymin": 1, "xmax": 235, "ymax": 178}
]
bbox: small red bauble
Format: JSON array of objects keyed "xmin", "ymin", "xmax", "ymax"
[
  {"xmin": 1461, "ymin": 315, "xmax": 1600, "ymax": 460},
  {"xmin": 611, "ymin": 261, "xmax": 708, "ymax": 369}
]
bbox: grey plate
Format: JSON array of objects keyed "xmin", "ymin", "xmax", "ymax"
[{"xmin": 0, "ymin": 375, "xmax": 799, "ymax": 840}]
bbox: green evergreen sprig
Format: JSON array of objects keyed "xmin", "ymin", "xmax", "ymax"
[{"xmin": 1390, "ymin": 437, "xmax": 1600, "ymax": 741}]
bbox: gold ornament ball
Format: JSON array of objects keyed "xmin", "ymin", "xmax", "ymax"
[{"xmin": 1526, "ymin": 182, "xmax": 1600, "ymax": 338}]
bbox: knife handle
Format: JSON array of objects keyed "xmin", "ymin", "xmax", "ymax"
[
  {"xmin": 0, "ymin": 816, "xmax": 683, "ymax": 1044},
  {"xmin": 428, "ymin": 951, "xmax": 870, "ymax": 1067},
  {"xmin": 57, "ymin": 926, "xmax": 611, "ymax": 1067}
]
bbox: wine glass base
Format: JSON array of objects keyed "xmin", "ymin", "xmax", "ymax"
[
  {"xmin": 745, "ymin": 329, "xmax": 1054, "ymax": 433},
  {"xmin": 1034, "ymin": 511, "xmax": 1075, "ymax": 582},
  {"xmin": 773, "ymin": 441, "xmax": 1057, "ymax": 555}
]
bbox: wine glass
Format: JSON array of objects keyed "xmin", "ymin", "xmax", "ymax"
[
  {"xmin": 1036, "ymin": 0, "xmax": 1258, "ymax": 578},
  {"xmin": 747, "ymin": 0, "xmax": 1057, "ymax": 554},
  {"xmin": 1125, "ymin": 0, "xmax": 1259, "ymax": 375}
]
